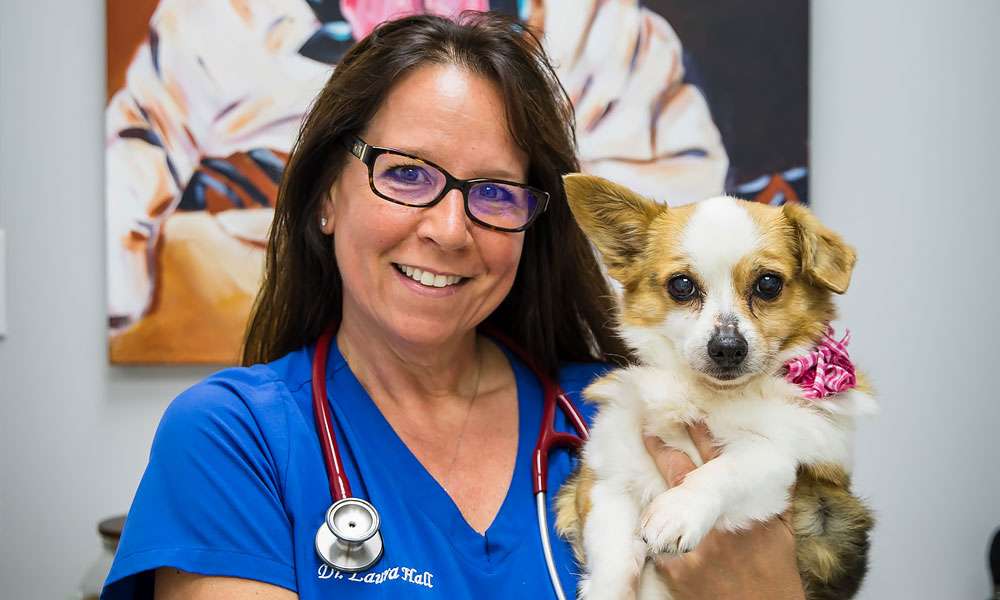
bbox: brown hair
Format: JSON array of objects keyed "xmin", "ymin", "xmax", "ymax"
[{"xmin": 242, "ymin": 11, "xmax": 630, "ymax": 373}]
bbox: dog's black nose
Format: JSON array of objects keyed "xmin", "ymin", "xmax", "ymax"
[{"xmin": 708, "ymin": 331, "xmax": 748, "ymax": 369}]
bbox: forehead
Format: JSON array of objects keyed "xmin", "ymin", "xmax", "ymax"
[
  {"xmin": 681, "ymin": 197, "xmax": 760, "ymax": 270},
  {"xmin": 648, "ymin": 197, "xmax": 795, "ymax": 279},
  {"xmin": 361, "ymin": 63, "xmax": 528, "ymax": 181}
]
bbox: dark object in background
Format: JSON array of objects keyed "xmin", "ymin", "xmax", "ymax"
[
  {"xmin": 990, "ymin": 528, "xmax": 1000, "ymax": 599},
  {"xmin": 78, "ymin": 515, "xmax": 126, "ymax": 600},
  {"xmin": 646, "ymin": 0, "xmax": 809, "ymax": 204}
]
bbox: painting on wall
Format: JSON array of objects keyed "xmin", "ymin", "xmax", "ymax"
[{"xmin": 105, "ymin": 0, "xmax": 808, "ymax": 364}]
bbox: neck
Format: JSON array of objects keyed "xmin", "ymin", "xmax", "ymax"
[{"xmin": 336, "ymin": 314, "xmax": 481, "ymax": 411}]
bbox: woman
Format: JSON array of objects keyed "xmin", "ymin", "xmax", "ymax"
[{"xmin": 103, "ymin": 12, "xmax": 804, "ymax": 599}]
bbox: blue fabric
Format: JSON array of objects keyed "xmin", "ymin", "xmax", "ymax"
[{"xmin": 102, "ymin": 337, "xmax": 608, "ymax": 599}]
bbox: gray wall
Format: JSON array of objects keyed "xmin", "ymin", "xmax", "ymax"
[
  {"xmin": 1, "ymin": 0, "xmax": 997, "ymax": 598},
  {"xmin": 812, "ymin": 1, "xmax": 1000, "ymax": 597}
]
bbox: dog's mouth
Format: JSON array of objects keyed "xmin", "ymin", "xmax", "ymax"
[{"xmin": 697, "ymin": 367, "xmax": 752, "ymax": 387}]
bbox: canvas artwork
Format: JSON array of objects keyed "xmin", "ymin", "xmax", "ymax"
[{"xmin": 105, "ymin": 0, "xmax": 808, "ymax": 364}]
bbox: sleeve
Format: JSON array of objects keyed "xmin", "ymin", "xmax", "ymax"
[{"xmin": 101, "ymin": 376, "xmax": 296, "ymax": 599}]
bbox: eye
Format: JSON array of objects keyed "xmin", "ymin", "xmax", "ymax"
[
  {"xmin": 385, "ymin": 165, "xmax": 431, "ymax": 185},
  {"xmin": 667, "ymin": 275, "xmax": 698, "ymax": 301},
  {"xmin": 472, "ymin": 183, "xmax": 515, "ymax": 203},
  {"xmin": 754, "ymin": 274, "xmax": 783, "ymax": 300}
]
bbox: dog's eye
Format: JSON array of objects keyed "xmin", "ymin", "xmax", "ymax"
[
  {"xmin": 667, "ymin": 275, "xmax": 698, "ymax": 301},
  {"xmin": 754, "ymin": 274, "xmax": 783, "ymax": 300}
]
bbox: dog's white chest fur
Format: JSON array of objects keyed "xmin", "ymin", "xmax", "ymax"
[{"xmin": 577, "ymin": 365, "xmax": 871, "ymax": 599}]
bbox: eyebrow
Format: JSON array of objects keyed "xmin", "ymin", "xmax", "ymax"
[{"xmin": 391, "ymin": 144, "xmax": 526, "ymax": 182}]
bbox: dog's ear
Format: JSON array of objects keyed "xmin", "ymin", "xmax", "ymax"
[
  {"xmin": 563, "ymin": 173, "xmax": 662, "ymax": 280},
  {"xmin": 782, "ymin": 203, "xmax": 857, "ymax": 294}
]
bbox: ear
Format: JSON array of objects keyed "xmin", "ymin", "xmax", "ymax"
[
  {"xmin": 319, "ymin": 190, "xmax": 336, "ymax": 234},
  {"xmin": 782, "ymin": 203, "xmax": 857, "ymax": 294},
  {"xmin": 563, "ymin": 173, "xmax": 662, "ymax": 280}
]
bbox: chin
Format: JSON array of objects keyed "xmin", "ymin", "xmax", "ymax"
[{"xmin": 553, "ymin": 174, "xmax": 877, "ymax": 600}]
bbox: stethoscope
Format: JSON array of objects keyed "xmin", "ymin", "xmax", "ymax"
[{"xmin": 311, "ymin": 324, "xmax": 590, "ymax": 600}]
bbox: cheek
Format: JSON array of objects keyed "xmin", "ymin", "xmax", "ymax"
[
  {"xmin": 752, "ymin": 285, "xmax": 827, "ymax": 352},
  {"xmin": 480, "ymin": 233, "xmax": 524, "ymax": 285},
  {"xmin": 333, "ymin": 184, "xmax": 411, "ymax": 256}
]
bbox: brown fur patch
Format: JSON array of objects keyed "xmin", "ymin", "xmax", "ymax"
[
  {"xmin": 617, "ymin": 206, "xmax": 700, "ymax": 327},
  {"xmin": 793, "ymin": 465, "xmax": 874, "ymax": 599},
  {"xmin": 554, "ymin": 464, "xmax": 595, "ymax": 564},
  {"xmin": 737, "ymin": 201, "xmax": 847, "ymax": 357}
]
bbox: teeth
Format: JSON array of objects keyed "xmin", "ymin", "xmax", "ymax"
[{"xmin": 396, "ymin": 264, "xmax": 464, "ymax": 288}]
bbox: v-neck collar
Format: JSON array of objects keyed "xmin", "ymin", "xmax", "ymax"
[{"xmin": 322, "ymin": 336, "xmax": 541, "ymax": 570}]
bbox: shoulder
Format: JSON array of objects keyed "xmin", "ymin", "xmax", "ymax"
[
  {"xmin": 161, "ymin": 365, "xmax": 285, "ymax": 431},
  {"xmin": 556, "ymin": 361, "xmax": 614, "ymax": 425},
  {"xmin": 557, "ymin": 361, "xmax": 613, "ymax": 394},
  {"xmin": 154, "ymin": 348, "xmax": 311, "ymax": 456}
]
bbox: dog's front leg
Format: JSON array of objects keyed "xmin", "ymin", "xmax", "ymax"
[
  {"xmin": 580, "ymin": 479, "xmax": 647, "ymax": 600},
  {"xmin": 640, "ymin": 441, "xmax": 797, "ymax": 555}
]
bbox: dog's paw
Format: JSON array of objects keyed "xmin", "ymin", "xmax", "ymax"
[{"xmin": 640, "ymin": 487, "xmax": 720, "ymax": 555}]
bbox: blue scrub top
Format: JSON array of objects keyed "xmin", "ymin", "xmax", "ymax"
[{"xmin": 102, "ymin": 336, "xmax": 608, "ymax": 599}]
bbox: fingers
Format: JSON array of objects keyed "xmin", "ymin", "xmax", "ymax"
[
  {"xmin": 686, "ymin": 421, "xmax": 720, "ymax": 464},
  {"xmin": 776, "ymin": 505, "xmax": 796, "ymax": 538},
  {"xmin": 644, "ymin": 435, "xmax": 697, "ymax": 488}
]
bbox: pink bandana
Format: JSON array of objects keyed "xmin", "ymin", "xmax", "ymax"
[{"xmin": 784, "ymin": 326, "xmax": 856, "ymax": 399}]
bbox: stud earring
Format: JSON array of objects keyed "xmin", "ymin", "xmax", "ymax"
[{"xmin": 320, "ymin": 217, "xmax": 328, "ymax": 229}]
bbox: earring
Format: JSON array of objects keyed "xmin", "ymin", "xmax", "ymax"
[{"xmin": 320, "ymin": 217, "xmax": 328, "ymax": 229}]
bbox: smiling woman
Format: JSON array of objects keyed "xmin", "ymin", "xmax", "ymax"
[
  {"xmin": 101, "ymin": 11, "xmax": 805, "ymax": 600},
  {"xmin": 101, "ymin": 12, "xmax": 630, "ymax": 600}
]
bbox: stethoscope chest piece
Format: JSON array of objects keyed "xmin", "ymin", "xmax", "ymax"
[{"xmin": 315, "ymin": 497, "xmax": 384, "ymax": 572}]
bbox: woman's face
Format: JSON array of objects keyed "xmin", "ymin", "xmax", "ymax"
[{"xmin": 325, "ymin": 63, "xmax": 529, "ymax": 349}]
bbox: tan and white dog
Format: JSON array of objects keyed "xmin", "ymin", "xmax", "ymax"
[{"xmin": 556, "ymin": 174, "xmax": 876, "ymax": 599}]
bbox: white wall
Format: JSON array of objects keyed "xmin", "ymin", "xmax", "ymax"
[{"xmin": 1, "ymin": 0, "xmax": 997, "ymax": 598}]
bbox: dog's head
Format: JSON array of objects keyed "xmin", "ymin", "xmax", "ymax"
[{"xmin": 564, "ymin": 174, "xmax": 856, "ymax": 387}]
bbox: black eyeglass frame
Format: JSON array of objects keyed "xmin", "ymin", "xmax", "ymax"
[{"xmin": 346, "ymin": 137, "xmax": 550, "ymax": 233}]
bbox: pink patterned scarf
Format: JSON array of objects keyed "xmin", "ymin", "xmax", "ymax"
[{"xmin": 784, "ymin": 326, "xmax": 856, "ymax": 399}]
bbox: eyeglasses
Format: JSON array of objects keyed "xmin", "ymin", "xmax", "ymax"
[{"xmin": 346, "ymin": 137, "xmax": 549, "ymax": 232}]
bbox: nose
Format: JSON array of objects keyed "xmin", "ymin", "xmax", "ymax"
[
  {"xmin": 417, "ymin": 188, "xmax": 472, "ymax": 250},
  {"xmin": 707, "ymin": 321, "xmax": 748, "ymax": 369}
]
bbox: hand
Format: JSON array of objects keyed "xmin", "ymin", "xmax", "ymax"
[{"xmin": 642, "ymin": 424, "xmax": 805, "ymax": 600}]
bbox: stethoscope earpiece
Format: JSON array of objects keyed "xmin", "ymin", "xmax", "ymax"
[{"xmin": 315, "ymin": 497, "xmax": 384, "ymax": 572}]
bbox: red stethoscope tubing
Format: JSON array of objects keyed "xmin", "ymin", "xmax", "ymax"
[
  {"xmin": 311, "ymin": 327, "xmax": 353, "ymax": 501},
  {"xmin": 309, "ymin": 325, "xmax": 590, "ymax": 503}
]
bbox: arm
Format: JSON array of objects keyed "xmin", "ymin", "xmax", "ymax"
[
  {"xmin": 155, "ymin": 569, "xmax": 298, "ymax": 600},
  {"xmin": 643, "ymin": 424, "xmax": 805, "ymax": 600},
  {"xmin": 102, "ymin": 377, "xmax": 298, "ymax": 597}
]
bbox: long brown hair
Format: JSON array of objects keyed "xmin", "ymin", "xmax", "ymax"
[{"xmin": 242, "ymin": 11, "xmax": 629, "ymax": 373}]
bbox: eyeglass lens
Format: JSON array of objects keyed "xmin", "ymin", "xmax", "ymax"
[{"xmin": 372, "ymin": 152, "xmax": 541, "ymax": 231}]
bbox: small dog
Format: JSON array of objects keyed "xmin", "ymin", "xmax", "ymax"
[{"xmin": 556, "ymin": 174, "xmax": 876, "ymax": 600}]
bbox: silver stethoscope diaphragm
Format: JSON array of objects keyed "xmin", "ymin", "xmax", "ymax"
[{"xmin": 314, "ymin": 497, "xmax": 384, "ymax": 572}]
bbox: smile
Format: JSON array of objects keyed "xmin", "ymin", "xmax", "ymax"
[{"xmin": 393, "ymin": 263, "xmax": 466, "ymax": 288}]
